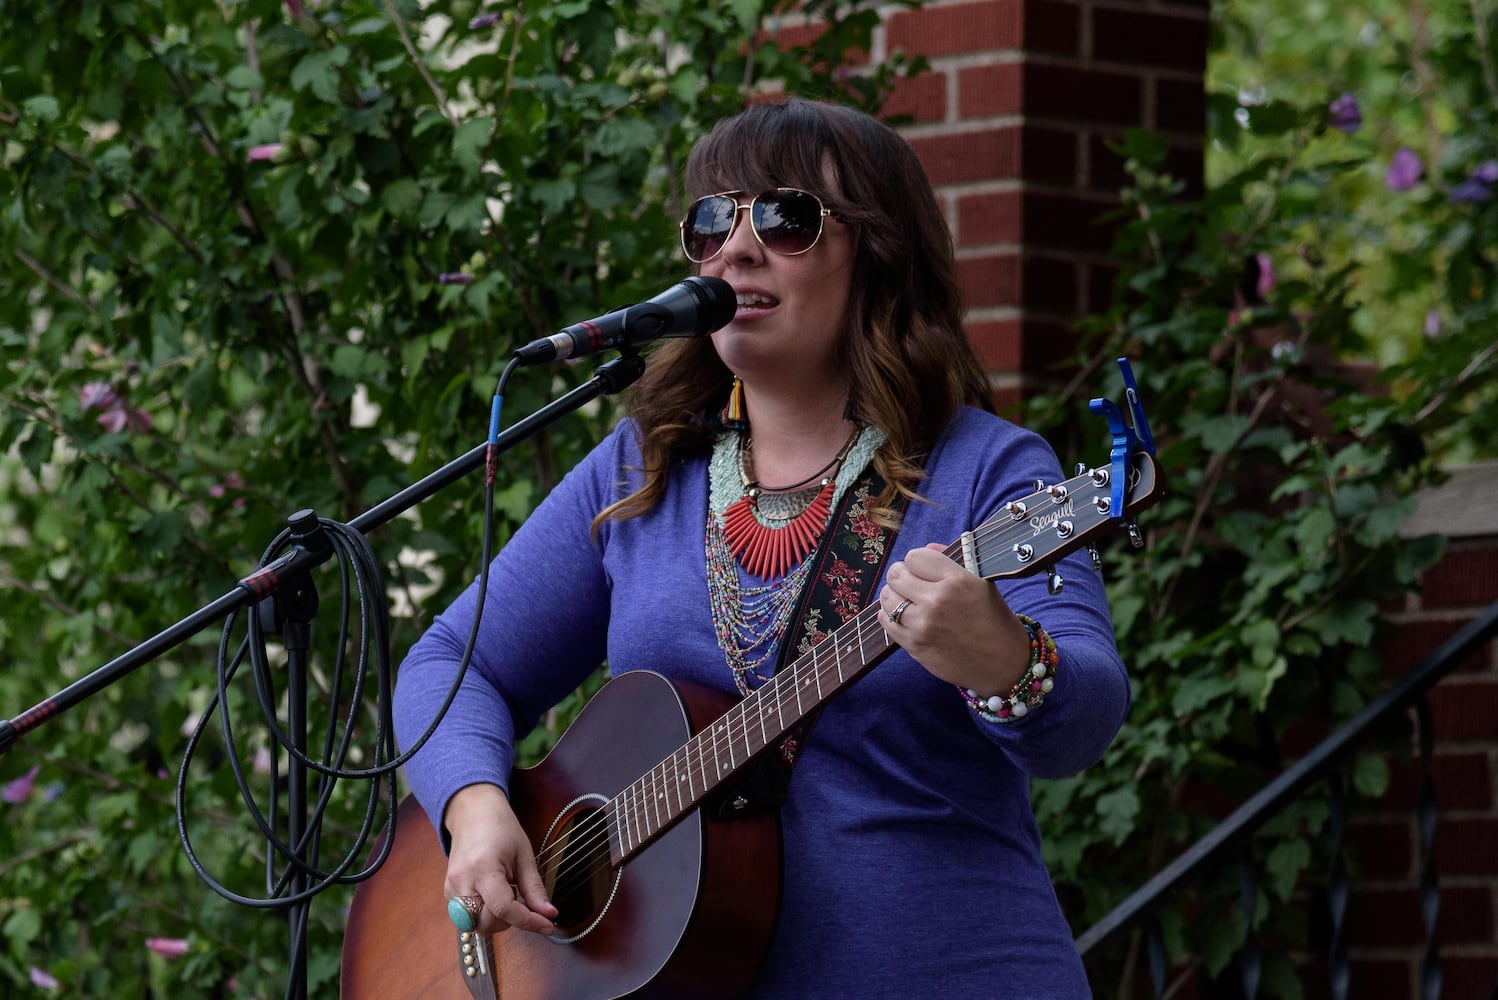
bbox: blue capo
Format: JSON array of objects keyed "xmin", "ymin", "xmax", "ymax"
[{"xmin": 1087, "ymin": 358, "xmax": 1156, "ymax": 520}]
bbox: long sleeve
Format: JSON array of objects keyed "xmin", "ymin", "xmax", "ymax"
[
  {"xmin": 392, "ymin": 427, "xmax": 635, "ymax": 839},
  {"xmin": 923, "ymin": 407, "xmax": 1131, "ymax": 777}
]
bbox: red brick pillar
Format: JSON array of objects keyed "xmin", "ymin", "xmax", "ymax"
[
  {"xmin": 873, "ymin": 0, "xmax": 1209, "ymax": 407},
  {"xmin": 1356, "ymin": 463, "xmax": 1498, "ymax": 997}
]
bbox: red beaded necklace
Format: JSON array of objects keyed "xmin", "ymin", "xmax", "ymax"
[{"xmin": 721, "ymin": 427, "xmax": 861, "ymax": 579}]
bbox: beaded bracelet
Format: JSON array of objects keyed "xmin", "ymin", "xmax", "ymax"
[{"xmin": 957, "ymin": 614, "xmax": 1058, "ymax": 724}]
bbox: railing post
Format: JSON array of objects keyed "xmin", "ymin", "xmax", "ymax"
[
  {"xmin": 1415, "ymin": 696, "xmax": 1443, "ymax": 1000},
  {"xmin": 1326, "ymin": 773, "xmax": 1350, "ymax": 1000},
  {"xmin": 1147, "ymin": 916, "xmax": 1166, "ymax": 998},
  {"xmin": 1239, "ymin": 850, "xmax": 1262, "ymax": 998}
]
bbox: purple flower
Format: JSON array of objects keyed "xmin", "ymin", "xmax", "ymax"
[
  {"xmin": 1450, "ymin": 178, "xmax": 1492, "ymax": 203},
  {"xmin": 246, "ymin": 143, "xmax": 284, "ymax": 163},
  {"xmin": 1254, "ymin": 252, "xmax": 1276, "ymax": 299},
  {"xmin": 1424, "ymin": 310, "xmax": 1441, "ymax": 337},
  {"xmin": 146, "ymin": 937, "xmax": 190, "ymax": 959},
  {"xmin": 79, "ymin": 380, "xmax": 120, "ymax": 411},
  {"xmin": 1386, "ymin": 148, "xmax": 1424, "ymax": 191},
  {"xmin": 96, "ymin": 405, "xmax": 153, "ymax": 434},
  {"xmin": 3, "ymin": 766, "xmax": 40, "ymax": 803},
  {"xmin": 29, "ymin": 968, "xmax": 60, "ymax": 990},
  {"xmin": 209, "ymin": 472, "xmax": 247, "ymax": 509},
  {"xmin": 208, "ymin": 471, "xmax": 246, "ymax": 498},
  {"xmin": 468, "ymin": 12, "xmax": 501, "ymax": 29},
  {"xmin": 1270, "ymin": 341, "xmax": 1300, "ymax": 362},
  {"xmin": 1450, "ymin": 160, "xmax": 1498, "ymax": 203},
  {"xmin": 1328, "ymin": 93, "xmax": 1362, "ymax": 134},
  {"xmin": 437, "ymin": 272, "xmax": 475, "ymax": 285},
  {"xmin": 81, "ymin": 380, "xmax": 152, "ymax": 433}
]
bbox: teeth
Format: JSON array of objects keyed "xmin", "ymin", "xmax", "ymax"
[{"xmin": 736, "ymin": 292, "xmax": 776, "ymax": 308}]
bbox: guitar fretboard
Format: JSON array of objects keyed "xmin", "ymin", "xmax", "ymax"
[{"xmin": 606, "ymin": 599, "xmax": 897, "ymax": 862}]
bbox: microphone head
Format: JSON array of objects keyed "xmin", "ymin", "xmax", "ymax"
[{"xmin": 681, "ymin": 275, "xmax": 737, "ymax": 334}]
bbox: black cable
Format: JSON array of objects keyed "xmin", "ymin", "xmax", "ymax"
[{"xmin": 173, "ymin": 356, "xmax": 524, "ymax": 998}]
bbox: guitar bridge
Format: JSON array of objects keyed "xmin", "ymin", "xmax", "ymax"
[{"xmin": 456, "ymin": 929, "xmax": 498, "ymax": 999}]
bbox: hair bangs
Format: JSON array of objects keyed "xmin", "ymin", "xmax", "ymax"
[{"xmin": 684, "ymin": 102, "xmax": 842, "ymax": 202}]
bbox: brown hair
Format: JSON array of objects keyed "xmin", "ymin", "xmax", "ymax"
[{"xmin": 597, "ymin": 98, "xmax": 991, "ymax": 529}]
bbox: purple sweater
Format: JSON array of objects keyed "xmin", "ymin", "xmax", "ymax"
[{"xmin": 394, "ymin": 406, "xmax": 1126, "ymax": 998}]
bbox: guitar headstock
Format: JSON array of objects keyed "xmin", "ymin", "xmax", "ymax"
[
  {"xmin": 966, "ymin": 450, "xmax": 1164, "ymax": 584},
  {"xmin": 950, "ymin": 359, "xmax": 1163, "ymax": 591}
]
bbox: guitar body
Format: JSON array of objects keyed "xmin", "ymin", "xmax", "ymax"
[{"xmin": 342, "ymin": 670, "xmax": 783, "ymax": 1000}]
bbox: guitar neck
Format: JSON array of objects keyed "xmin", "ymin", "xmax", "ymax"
[{"xmin": 607, "ymin": 599, "xmax": 896, "ymax": 862}]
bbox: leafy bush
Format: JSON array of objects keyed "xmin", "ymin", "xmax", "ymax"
[
  {"xmin": 0, "ymin": 1, "xmax": 918, "ymax": 995},
  {"xmin": 1036, "ymin": 1, "xmax": 1496, "ymax": 993}
]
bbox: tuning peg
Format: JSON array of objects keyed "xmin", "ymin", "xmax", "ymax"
[
  {"xmin": 1033, "ymin": 479, "xmax": 1046, "ymax": 493},
  {"xmin": 1125, "ymin": 520, "xmax": 1145, "ymax": 549},
  {"xmin": 1046, "ymin": 566, "xmax": 1064, "ymax": 594},
  {"xmin": 1087, "ymin": 543, "xmax": 1102, "ymax": 574},
  {"xmin": 1074, "ymin": 462, "xmax": 1089, "ymax": 476}
]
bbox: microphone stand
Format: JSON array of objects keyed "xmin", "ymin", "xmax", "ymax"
[{"xmin": 0, "ymin": 349, "xmax": 648, "ymax": 999}]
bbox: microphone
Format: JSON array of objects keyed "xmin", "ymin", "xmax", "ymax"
[{"xmin": 514, "ymin": 276, "xmax": 737, "ymax": 364}]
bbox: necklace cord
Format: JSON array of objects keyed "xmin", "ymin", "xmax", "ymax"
[{"xmin": 740, "ymin": 424, "xmax": 862, "ymax": 493}]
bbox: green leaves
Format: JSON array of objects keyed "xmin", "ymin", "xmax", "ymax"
[
  {"xmin": 1028, "ymin": 5, "xmax": 1497, "ymax": 986},
  {"xmin": 290, "ymin": 48, "xmax": 347, "ymax": 105},
  {"xmin": 0, "ymin": 1, "xmax": 921, "ymax": 995},
  {"xmin": 21, "ymin": 95, "xmax": 61, "ymax": 122},
  {"xmin": 451, "ymin": 117, "xmax": 495, "ymax": 176}
]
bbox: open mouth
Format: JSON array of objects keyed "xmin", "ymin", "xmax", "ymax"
[{"xmin": 735, "ymin": 291, "xmax": 779, "ymax": 312}]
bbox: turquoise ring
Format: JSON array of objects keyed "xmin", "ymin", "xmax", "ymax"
[{"xmin": 448, "ymin": 894, "xmax": 483, "ymax": 932}]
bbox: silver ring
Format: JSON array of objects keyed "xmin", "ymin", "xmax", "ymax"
[{"xmin": 888, "ymin": 599, "xmax": 911, "ymax": 626}]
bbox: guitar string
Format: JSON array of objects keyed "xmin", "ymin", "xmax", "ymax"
[
  {"xmin": 527, "ymin": 476, "xmax": 1113, "ymax": 895},
  {"xmin": 530, "ymin": 598, "xmax": 895, "ymax": 895}
]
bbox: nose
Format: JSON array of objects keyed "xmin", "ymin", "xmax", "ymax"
[{"xmin": 718, "ymin": 202, "xmax": 763, "ymax": 266}]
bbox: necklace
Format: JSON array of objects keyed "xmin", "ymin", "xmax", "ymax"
[
  {"xmin": 721, "ymin": 426, "xmax": 861, "ymax": 580},
  {"xmin": 704, "ymin": 424, "xmax": 884, "ymax": 694}
]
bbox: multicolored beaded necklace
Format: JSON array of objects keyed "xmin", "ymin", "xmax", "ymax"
[{"xmin": 705, "ymin": 422, "xmax": 885, "ymax": 695}]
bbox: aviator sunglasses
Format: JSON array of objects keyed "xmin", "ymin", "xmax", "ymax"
[{"xmin": 678, "ymin": 188, "xmax": 833, "ymax": 264}]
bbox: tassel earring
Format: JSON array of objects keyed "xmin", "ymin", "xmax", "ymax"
[{"xmin": 718, "ymin": 376, "xmax": 749, "ymax": 431}]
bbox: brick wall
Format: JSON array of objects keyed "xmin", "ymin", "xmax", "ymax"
[
  {"xmin": 874, "ymin": 0, "xmax": 1207, "ymax": 407},
  {"xmin": 1335, "ymin": 463, "xmax": 1498, "ymax": 998}
]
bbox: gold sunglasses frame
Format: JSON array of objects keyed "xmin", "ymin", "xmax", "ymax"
[{"xmin": 678, "ymin": 188, "xmax": 833, "ymax": 264}]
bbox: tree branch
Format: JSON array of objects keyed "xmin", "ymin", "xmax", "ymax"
[
  {"xmin": 384, "ymin": 0, "xmax": 451, "ymax": 119},
  {"xmin": 11, "ymin": 246, "xmax": 94, "ymax": 310}
]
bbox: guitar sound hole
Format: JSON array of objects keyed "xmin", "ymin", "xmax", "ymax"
[{"xmin": 540, "ymin": 805, "xmax": 618, "ymax": 933}]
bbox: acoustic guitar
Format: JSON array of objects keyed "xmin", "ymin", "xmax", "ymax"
[{"xmin": 342, "ymin": 450, "xmax": 1163, "ymax": 1000}]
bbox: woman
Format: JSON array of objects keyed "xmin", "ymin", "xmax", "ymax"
[{"xmin": 393, "ymin": 97, "xmax": 1128, "ymax": 997}]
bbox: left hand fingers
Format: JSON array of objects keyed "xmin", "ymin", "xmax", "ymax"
[
  {"xmin": 882, "ymin": 543, "xmax": 1012, "ymax": 628},
  {"xmin": 880, "ymin": 544, "xmax": 1029, "ymax": 691}
]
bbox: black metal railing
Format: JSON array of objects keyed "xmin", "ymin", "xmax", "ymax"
[{"xmin": 1075, "ymin": 600, "xmax": 1498, "ymax": 999}]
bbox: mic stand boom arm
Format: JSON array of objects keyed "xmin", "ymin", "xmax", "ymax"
[{"xmin": 0, "ymin": 351, "xmax": 647, "ymax": 756}]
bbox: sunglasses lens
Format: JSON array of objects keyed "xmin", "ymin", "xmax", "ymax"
[
  {"xmin": 681, "ymin": 195, "xmax": 738, "ymax": 263},
  {"xmin": 753, "ymin": 190, "xmax": 824, "ymax": 255}
]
